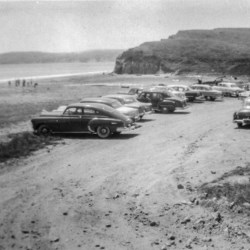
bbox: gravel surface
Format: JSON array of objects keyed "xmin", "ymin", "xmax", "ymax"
[{"xmin": 0, "ymin": 97, "xmax": 250, "ymax": 250}]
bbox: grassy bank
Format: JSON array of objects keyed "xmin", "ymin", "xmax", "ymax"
[{"xmin": 0, "ymin": 132, "xmax": 61, "ymax": 163}]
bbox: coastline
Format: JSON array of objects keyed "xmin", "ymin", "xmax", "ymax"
[{"xmin": 0, "ymin": 70, "xmax": 112, "ymax": 83}]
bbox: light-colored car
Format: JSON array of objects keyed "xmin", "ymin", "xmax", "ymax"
[
  {"xmin": 191, "ymin": 84, "xmax": 223, "ymax": 101},
  {"xmin": 212, "ymin": 82, "xmax": 244, "ymax": 97},
  {"xmin": 103, "ymin": 94, "xmax": 153, "ymax": 119},
  {"xmin": 167, "ymin": 84, "xmax": 203, "ymax": 102}
]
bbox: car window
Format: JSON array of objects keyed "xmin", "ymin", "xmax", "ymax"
[
  {"xmin": 64, "ymin": 107, "xmax": 80, "ymax": 116},
  {"xmin": 84, "ymin": 108, "xmax": 99, "ymax": 115}
]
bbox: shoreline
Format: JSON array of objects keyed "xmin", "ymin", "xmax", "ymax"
[{"xmin": 0, "ymin": 70, "xmax": 112, "ymax": 83}]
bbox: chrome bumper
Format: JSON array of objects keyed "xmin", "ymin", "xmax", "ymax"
[
  {"xmin": 116, "ymin": 124, "xmax": 142, "ymax": 132},
  {"xmin": 234, "ymin": 119, "xmax": 250, "ymax": 125}
]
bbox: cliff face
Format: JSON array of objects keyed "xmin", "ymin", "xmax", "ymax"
[{"xmin": 114, "ymin": 28, "xmax": 250, "ymax": 75}]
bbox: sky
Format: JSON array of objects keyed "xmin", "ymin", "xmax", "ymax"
[{"xmin": 0, "ymin": 0, "xmax": 250, "ymax": 53}]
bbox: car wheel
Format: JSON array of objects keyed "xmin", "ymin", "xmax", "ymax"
[
  {"xmin": 97, "ymin": 126, "xmax": 111, "ymax": 138},
  {"xmin": 210, "ymin": 97, "xmax": 216, "ymax": 101},
  {"xmin": 167, "ymin": 105, "xmax": 175, "ymax": 113},
  {"xmin": 204, "ymin": 96, "xmax": 209, "ymax": 100},
  {"xmin": 237, "ymin": 123, "xmax": 243, "ymax": 128},
  {"xmin": 188, "ymin": 97, "xmax": 194, "ymax": 102},
  {"xmin": 38, "ymin": 125, "xmax": 51, "ymax": 136}
]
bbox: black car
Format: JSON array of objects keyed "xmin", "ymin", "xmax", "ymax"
[
  {"xmin": 233, "ymin": 98, "xmax": 250, "ymax": 128},
  {"xmin": 137, "ymin": 89, "xmax": 189, "ymax": 113},
  {"xmin": 31, "ymin": 103, "xmax": 140, "ymax": 138}
]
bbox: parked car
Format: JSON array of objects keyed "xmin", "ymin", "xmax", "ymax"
[
  {"xmin": 191, "ymin": 84, "xmax": 223, "ymax": 101},
  {"xmin": 137, "ymin": 89, "xmax": 189, "ymax": 113},
  {"xmin": 238, "ymin": 91, "xmax": 250, "ymax": 100},
  {"xmin": 233, "ymin": 98, "xmax": 250, "ymax": 128},
  {"xmin": 213, "ymin": 82, "xmax": 244, "ymax": 97},
  {"xmin": 31, "ymin": 103, "xmax": 140, "ymax": 138},
  {"xmin": 80, "ymin": 97, "xmax": 140, "ymax": 121},
  {"xmin": 238, "ymin": 83, "xmax": 250, "ymax": 100},
  {"xmin": 149, "ymin": 86, "xmax": 187, "ymax": 101},
  {"xmin": 103, "ymin": 94, "xmax": 153, "ymax": 119},
  {"xmin": 167, "ymin": 84, "xmax": 203, "ymax": 102}
]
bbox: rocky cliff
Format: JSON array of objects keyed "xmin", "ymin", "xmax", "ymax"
[{"xmin": 114, "ymin": 28, "xmax": 250, "ymax": 75}]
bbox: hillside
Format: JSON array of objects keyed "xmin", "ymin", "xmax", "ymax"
[
  {"xmin": 114, "ymin": 28, "xmax": 250, "ymax": 75},
  {"xmin": 0, "ymin": 50, "xmax": 123, "ymax": 64}
]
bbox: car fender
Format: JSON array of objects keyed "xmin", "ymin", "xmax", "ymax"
[
  {"xmin": 88, "ymin": 118, "xmax": 123, "ymax": 133},
  {"xmin": 159, "ymin": 100, "xmax": 176, "ymax": 107}
]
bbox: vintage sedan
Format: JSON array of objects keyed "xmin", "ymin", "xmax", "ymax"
[
  {"xmin": 150, "ymin": 85, "xmax": 187, "ymax": 101},
  {"xmin": 103, "ymin": 94, "xmax": 153, "ymax": 119},
  {"xmin": 213, "ymin": 82, "xmax": 244, "ymax": 97},
  {"xmin": 233, "ymin": 98, "xmax": 250, "ymax": 128},
  {"xmin": 191, "ymin": 84, "xmax": 223, "ymax": 101},
  {"xmin": 80, "ymin": 97, "xmax": 140, "ymax": 121},
  {"xmin": 137, "ymin": 89, "xmax": 189, "ymax": 113},
  {"xmin": 167, "ymin": 84, "xmax": 203, "ymax": 102},
  {"xmin": 31, "ymin": 103, "xmax": 140, "ymax": 138}
]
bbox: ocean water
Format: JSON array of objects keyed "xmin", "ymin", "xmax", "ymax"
[{"xmin": 0, "ymin": 62, "xmax": 114, "ymax": 82}]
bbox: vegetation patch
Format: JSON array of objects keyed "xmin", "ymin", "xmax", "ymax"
[
  {"xmin": 199, "ymin": 166, "xmax": 250, "ymax": 212},
  {"xmin": 0, "ymin": 132, "xmax": 61, "ymax": 162}
]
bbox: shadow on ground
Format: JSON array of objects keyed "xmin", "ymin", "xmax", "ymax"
[{"xmin": 57, "ymin": 133, "xmax": 139, "ymax": 140}]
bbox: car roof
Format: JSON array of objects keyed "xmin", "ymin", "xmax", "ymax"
[
  {"xmin": 81, "ymin": 97, "xmax": 117, "ymax": 104},
  {"xmin": 68, "ymin": 102, "xmax": 114, "ymax": 110},
  {"xmin": 141, "ymin": 89, "xmax": 171, "ymax": 94},
  {"xmin": 168, "ymin": 84, "xmax": 188, "ymax": 88},
  {"xmin": 104, "ymin": 94, "xmax": 135, "ymax": 98},
  {"xmin": 192, "ymin": 84, "xmax": 209, "ymax": 87}
]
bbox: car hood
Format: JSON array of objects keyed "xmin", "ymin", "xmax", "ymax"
[
  {"xmin": 236, "ymin": 107, "xmax": 250, "ymax": 115},
  {"xmin": 125, "ymin": 102, "xmax": 144, "ymax": 109},
  {"xmin": 117, "ymin": 106, "xmax": 138, "ymax": 116}
]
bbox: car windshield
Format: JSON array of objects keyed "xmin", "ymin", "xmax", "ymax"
[{"xmin": 111, "ymin": 100, "xmax": 122, "ymax": 109}]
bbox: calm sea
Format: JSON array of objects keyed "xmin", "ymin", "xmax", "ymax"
[{"xmin": 0, "ymin": 62, "xmax": 114, "ymax": 82}]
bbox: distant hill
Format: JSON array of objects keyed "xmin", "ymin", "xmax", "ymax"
[
  {"xmin": 114, "ymin": 28, "xmax": 250, "ymax": 75},
  {"xmin": 0, "ymin": 50, "xmax": 123, "ymax": 64}
]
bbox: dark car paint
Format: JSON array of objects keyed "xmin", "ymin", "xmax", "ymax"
[
  {"xmin": 31, "ymin": 103, "xmax": 135, "ymax": 137},
  {"xmin": 137, "ymin": 90, "xmax": 188, "ymax": 112}
]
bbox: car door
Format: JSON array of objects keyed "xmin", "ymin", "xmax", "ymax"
[
  {"xmin": 82, "ymin": 108, "xmax": 100, "ymax": 131},
  {"xmin": 60, "ymin": 107, "xmax": 78, "ymax": 132},
  {"xmin": 69, "ymin": 107, "xmax": 85, "ymax": 132}
]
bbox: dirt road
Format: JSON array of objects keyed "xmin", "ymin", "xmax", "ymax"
[{"xmin": 1, "ymin": 98, "xmax": 250, "ymax": 250}]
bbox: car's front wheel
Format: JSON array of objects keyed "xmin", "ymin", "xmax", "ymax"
[
  {"xmin": 237, "ymin": 123, "xmax": 243, "ymax": 128},
  {"xmin": 37, "ymin": 125, "xmax": 51, "ymax": 136},
  {"xmin": 97, "ymin": 126, "xmax": 111, "ymax": 138}
]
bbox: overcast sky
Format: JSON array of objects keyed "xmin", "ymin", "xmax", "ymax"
[{"xmin": 0, "ymin": 0, "xmax": 250, "ymax": 53}]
